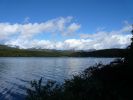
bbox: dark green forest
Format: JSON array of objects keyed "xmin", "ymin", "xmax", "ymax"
[
  {"xmin": 0, "ymin": 44, "xmax": 128, "ymax": 57},
  {"xmin": 26, "ymin": 26, "xmax": 133, "ymax": 100}
]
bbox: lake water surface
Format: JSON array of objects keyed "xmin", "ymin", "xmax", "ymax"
[{"xmin": 0, "ymin": 57, "xmax": 115, "ymax": 100}]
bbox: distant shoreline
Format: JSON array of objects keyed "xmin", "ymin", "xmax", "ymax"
[{"xmin": 0, "ymin": 44, "xmax": 127, "ymax": 57}]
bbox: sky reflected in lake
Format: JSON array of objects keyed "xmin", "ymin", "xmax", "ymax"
[{"xmin": 0, "ymin": 57, "xmax": 115, "ymax": 100}]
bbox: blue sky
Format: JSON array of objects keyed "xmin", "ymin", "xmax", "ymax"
[{"xmin": 0, "ymin": 0, "xmax": 132, "ymax": 50}]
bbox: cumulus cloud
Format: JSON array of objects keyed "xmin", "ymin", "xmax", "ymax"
[
  {"xmin": 5, "ymin": 34, "xmax": 131, "ymax": 50},
  {"xmin": 79, "ymin": 25, "xmax": 132, "ymax": 49},
  {"xmin": 0, "ymin": 23, "xmax": 20, "ymax": 40},
  {"xmin": 0, "ymin": 16, "xmax": 80, "ymax": 40},
  {"xmin": 0, "ymin": 17, "xmax": 132, "ymax": 50},
  {"xmin": 24, "ymin": 17, "xmax": 30, "ymax": 23}
]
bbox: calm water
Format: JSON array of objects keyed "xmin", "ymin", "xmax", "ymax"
[{"xmin": 0, "ymin": 57, "xmax": 115, "ymax": 100}]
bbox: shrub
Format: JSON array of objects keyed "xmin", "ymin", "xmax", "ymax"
[{"xmin": 26, "ymin": 25, "xmax": 133, "ymax": 100}]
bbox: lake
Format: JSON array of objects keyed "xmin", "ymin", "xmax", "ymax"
[{"xmin": 0, "ymin": 57, "xmax": 115, "ymax": 100}]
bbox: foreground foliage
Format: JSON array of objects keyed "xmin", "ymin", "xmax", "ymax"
[
  {"xmin": 26, "ymin": 26, "xmax": 133, "ymax": 100},
  {"xmin": 26, "ymin": 61, "xmax": 132, "ymax": 100}
]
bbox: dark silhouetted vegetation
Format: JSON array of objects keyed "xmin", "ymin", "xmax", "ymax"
[
  {"xmin": 26, "ymin": 25, "xmax": 133, "ymax": 100},
  {"xmin": 0, "ymin": 44, "xmax": 127, "ymax": 57},
  {"xmin": 71, "ymin": 48, "xmax": 128, "ymax": 57}
]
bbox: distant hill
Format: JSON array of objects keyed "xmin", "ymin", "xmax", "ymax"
[
  {"xmin": 0, "ymin": 44, "xmax": 127, "ymax": 57},
  {"xmin": 71, "ymin": 49, "xmax": 128, "ymax": 57},
  {"xmin": 0, "ymin": 44, "xmax": 18, "ymax": 50}
]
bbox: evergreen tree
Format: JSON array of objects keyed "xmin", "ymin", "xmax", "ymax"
[{"xmin": 125, "ymin": 25, "xmax": 133, "ymax": 65}]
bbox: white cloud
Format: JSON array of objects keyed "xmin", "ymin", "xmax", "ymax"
[
  {"xmin": 0, "ymin": 17, "xmax": 132, "ymax": 50},
  {"xmin": 24, "ymin": 17, "xmax": 30, "ymax": 23},
  {"xmin": 0, "ymin": 23, "xmax": 20, "ymax": 39},
  {"xmin": 67, "ymin": 23, "xmax": 81, "ymax": 33},
  {"xmin": 79, "ymin": 25, "xmax": 132, "ymax": 49},
  {"xmin": 0, "ymin": 16, "xmax": 80, "ymax": 40},
  {"xmin": 5, "ymin": 33, "xmax": 131, "ymax": 50}
]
